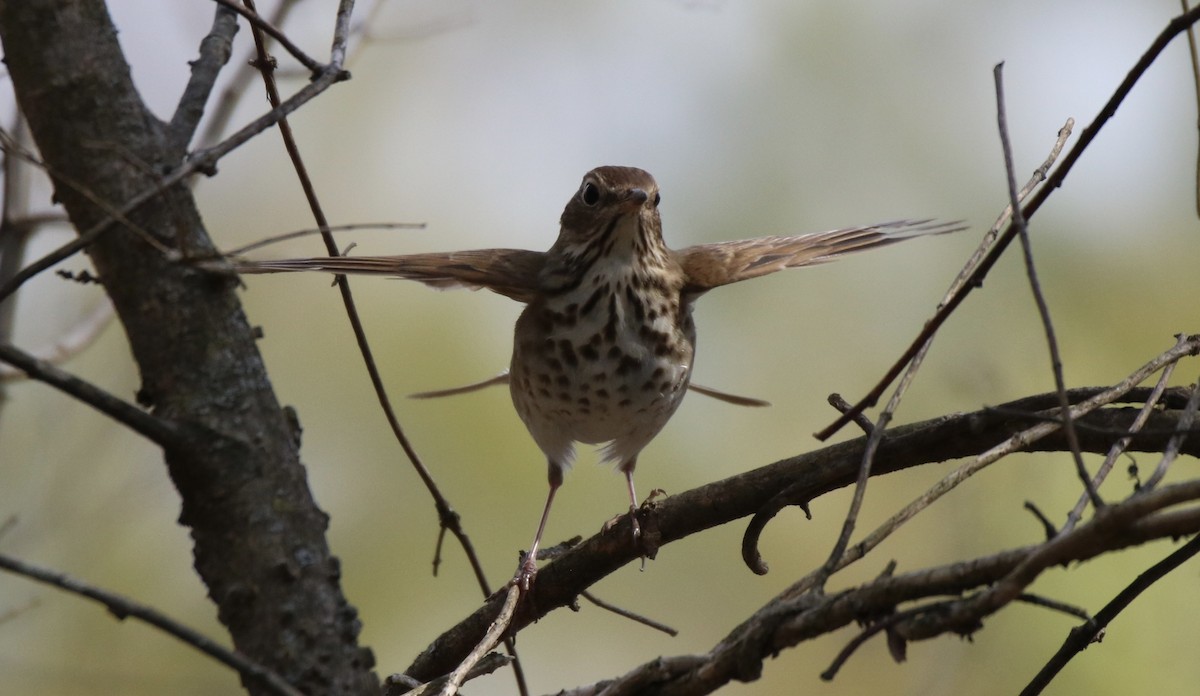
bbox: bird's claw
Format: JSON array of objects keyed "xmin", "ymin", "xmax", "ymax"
[{"xmin": 514, "ymin": 554, "xmax": 538, "ymax": 592}]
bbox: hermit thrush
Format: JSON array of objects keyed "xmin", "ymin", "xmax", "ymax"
[{"xmin": 238, "ymin": 166, "xmax": 960, "ymax": 587}]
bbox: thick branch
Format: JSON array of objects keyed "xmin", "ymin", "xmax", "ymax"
[
  {"xmin": 0, "ymin": 1, "xmax": 375, "ymax": 693},
  {"xmin": 405, "ymin": 387, "xmax": 1200, "ymax": 681}
]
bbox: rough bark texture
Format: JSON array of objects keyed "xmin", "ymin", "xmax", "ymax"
[{"xmin": 0, "ymin": 1, "xmax": 378, "ymax": 693}]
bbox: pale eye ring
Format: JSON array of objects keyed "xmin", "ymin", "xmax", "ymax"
[{"xmin": 581, "ymin": 181, "xmax": 601, "ymax": 206}]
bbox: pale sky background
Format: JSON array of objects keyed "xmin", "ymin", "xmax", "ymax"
[{"xmin": 2, "ymin": 1, "xmax": 1199, "ymax": 694}]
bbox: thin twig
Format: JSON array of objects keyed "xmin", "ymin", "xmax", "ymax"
[
  {"xmin": 239, "ymin": 3, "xmax": 525, "ymax": 692},
  {"xmin": 224, "ymin": 221, "xmax": 426, "ymax": 257},
  {"xmin": 994, "ymin": 63, "xmax": 1099, "ymax": 507},
  {"xmin": 213, "ymin": 0, "xmax": 324, "ymax": 75},
  {"xmin": 418, "ymin": 584, "xmax": 519, "ymax": 696},
  {"xmin": 580, "ymin": 591, "xmax": 679, "ymax": 636},
  {"xmin": 0, "ymin": 114, "xmax": 34, "ymax": 382},
  {"xmin": 821, "ymin": 600, "xmax": 953, "ymax": 679},
  {"xmin": 0, "ymin": 342, "xmax": 184, "ymax": 448},
  {"xmin": 0, "ymin": 298, "xmax": 114, "ymax": 380},
  {"xmin": 818, "ymin": 4, "xmax": 1200, "ymax": 440},
  {"xmin": 0, "ymin": 63, "xmax": 350, "ymax": 304},
  {"xmin": 1014, "ymin": 593, "xmax": 1091, "ymax": 621},
  {"xmin": 0, "ymin": 128, "xmax": 174, "ymax": 256},
  {"xmin": 1183, "ymin": 0, "xmax": 1200, "ymax": 219},
  {"xmin": 780, "ymin": 334, "xmax": 1200, "ymax": 600},
  {"xmin": 896, "ymin": 480, "xmax": 1200, "ymax": 643},
  {"xmin": 383, "ymin": 654, "xmax": 512, "ymax": 696},
  {"xmin": 1020, "ymin": 533, "xmax": 1200, "ymax": 695},
  {"xmin": 810, "ymin": 112, "xmax": 1077, "ymax": 593},
  {"xmin": 0, "ymin": 552, "xmax": 305, "ymax": 696},
  {"xmin": 1064, "ymin": 338, "xmax": 1184, "ymax": 531},
  {"xmin": 1143, "ymin": 375, "xmax": 1200, "ymax": 489},
  {"xmin": 197, "ymin": 0, "xmax": 304, "ymax": 150},
  {"xmin": 241, "ymin": 0, "xmax": 493, "ymax": 591},
  {"xmin": 167, "ymin": 4, "xmax": 239, "ymax": 155}
]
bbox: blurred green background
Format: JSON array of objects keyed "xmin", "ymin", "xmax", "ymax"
[{"xmin": 2, "ymin": 1, "xmax": 1199, "ymax": 694}]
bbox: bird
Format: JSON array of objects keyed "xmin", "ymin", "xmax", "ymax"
[{"xmin": 237, "ymin": 166, "xmax": 961, "ymax": 588}]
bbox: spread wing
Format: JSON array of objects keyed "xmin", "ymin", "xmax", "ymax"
[
  {"xmin": 675, "ymin": 219, "xmax": 964, "ymax": 295},
  {"xmin": 236, "ymin": 248, "xmax": 547, "ymax": 303}
]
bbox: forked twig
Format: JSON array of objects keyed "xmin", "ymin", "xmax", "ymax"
[
  {"xmin": 781, "ymin": 334, "xmax": 1200, "ymax": 600},
  {"xmin": 420, "ymin": 584, "xmax": 520, "ymax": 696},
  {"xmin": 213, "ymin": 0, "xmax": 323, "ymax": 74},
  {"xmin": 1143, "ymin": 375, "xmax": 1200, "ymax": 489},
  {"xmin": 809, "ymin": 111, "xmax": 1075, "ymax": 592},
  {"xmin": 1064, "ymin": 336, "xmax": 1186, "ymax": 531},
  {"xmin": 817, "ymin": 4, "xmax": 1200, "ymax": 440}
]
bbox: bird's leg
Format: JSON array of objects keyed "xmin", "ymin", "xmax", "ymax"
[
  {"xmin": 620, "ymin": 458, "xmax": 641, "ymax": 544},
  {"xmin": 517, "ymin": 463, "xmax": 562, "ymax": 591}
]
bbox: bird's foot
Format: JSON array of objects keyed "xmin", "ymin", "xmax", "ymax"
[
  {"xmin": 513, "ymin": 551, "xmax": 539, "ymax": 592},
  {"xmin": 602, "ymin": 505, "xmax": 655, "ymax": 571},
  {"xmin": 642, "ymin": 488, "xmax": 667, "ymax": 506},
  {"xmin": 601, "ymin": 505, "xmax": 641, "ymax": 542}
]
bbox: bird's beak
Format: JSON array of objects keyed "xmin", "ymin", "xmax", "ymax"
[{"xmin": 621, "ymin": 188, "xmax": 650, "ymax": 212}]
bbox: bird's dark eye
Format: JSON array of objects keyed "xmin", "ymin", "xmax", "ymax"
[
  {"xmin": 581, "ymin": 181, "xmax": 601, "ymax": 206},
  {"xmin": 652, "ymin": 192, "xmax": 661, "ymax": 207}
]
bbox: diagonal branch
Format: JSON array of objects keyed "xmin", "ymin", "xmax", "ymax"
[
  {"xmin": 1020, "ymin": 532, "xmax": 1200, "ymax": 695},
  {"xmin": 167, "ymin": 5, "xmax": 239, "ymax": 155},
  {"xmin": 404, "ymin": 374, "xmax": 1200, "ymax": 681},
  {"xmin": 817, "ymin": 4, "xmax": 1200, "ymax": 440}
]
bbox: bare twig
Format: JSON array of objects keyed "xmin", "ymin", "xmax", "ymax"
[
  {"xmin": 213, "ymin": 0, "xmax": 323, "ymax": 75},
  {"xmin": 1143, "ymin": 375, "xmax": 1200, "ymax": 488},
  {"xmin": 808, "ymin": 112, "xmax": 1077, "ymax": 593},
  {"xmin": 0, "ymin": 298, "xmax": 114, "ymax": 380},
  {"xmin": 424, "ymin": 584, "xmax": 519, "ymax": 696},
  {"xmin": 895, "ymin": 481, "xmax": 1200, "ymax": 643},
  {"xmin": 382, "ymin": 654, "xmax": 512, "ymax": 696},
  {"xmin": 1184, "ymin": 0, "xmax": 1200, "ymax": 219},
  {"xmin": 1020, "ymin": 533, "xmax": 1200, "ymax": 695},
  {"xmin": 579, "ymin": 499, "xmax": 1200, "ymax": 696},
  {"xmin": 407, "ymin": 379, "xmax": 1200, "ymax": 681},
  {"xmin": 1014, "ymin": 593, "xmax": 1091, "ymax": 621},
  {"xmin": 580, "ymin": 591, "xmax": 679, "ymax": 636},
  {"xmin": 1065, "ymin": 337, "xmax": 1185, "ymax": 530},
  {"xmin": 0, "ymin": 114, "xmax": 34, "ymax": 387},
  {"xmin": 778, "ymin": 334, "xmax": 1200, "ymax": 600},
  {"xmin": 224, "ymin": 221, "xmax": 427, "ymax": 257},
  {"xmin": 239, "ymin": 0, "xmax": 495, "ymax": 592},
  {"xmin": 0, "ymin": 552, "xmax": 305, "ymax": 696},
  {"xmin": 238, "ymin": 2, "xmax": 524, "ymax": 692},
  {"xmin": 0, "ymin": 127, "xmax": 174, "ymax": 256},
  {"xmin": 197, "ymin": 0, "xmax": 304, "ymax": 149},
  {"xmin": 994, "ymin": 63, "xmax": 1098, "ymax": 507},
  {"xmin": 0, "ymin": 62, "xmax": 349, "ymax": 303},
  {"xmin": 818, "ymin": 4, "xmax": 1200, "ymax": 440},
  {"xmin": 167, "ymin": 5, "xmax": 239, "ymax": 155},
  {"xmin": 0, "ymin": 342, "xmax": 184, "ymax": 448}
]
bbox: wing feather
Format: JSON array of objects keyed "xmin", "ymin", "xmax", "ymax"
[
  {"xmin": 675, "ymin": 219, "xmax": 964, "ymax": 294},
  {"xmin": 236, "ymin": 249, "xmax": 546, "ymax": 303}
]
